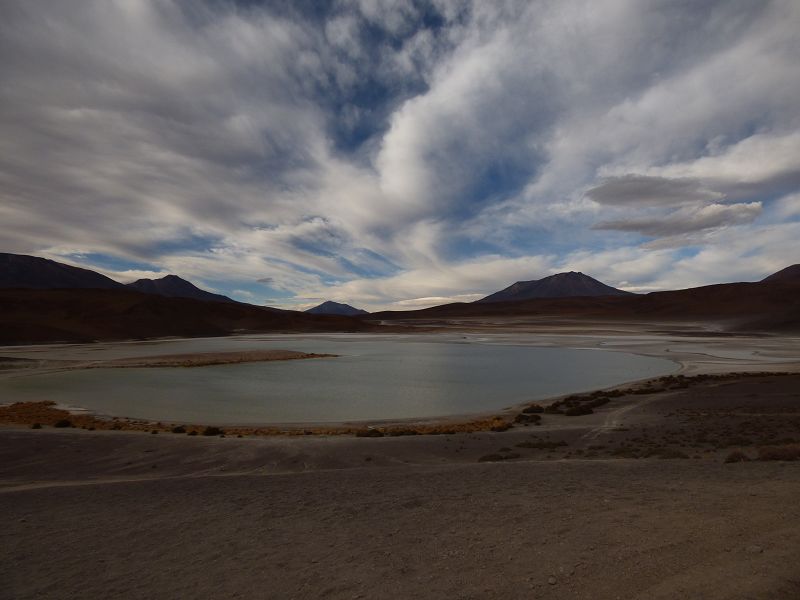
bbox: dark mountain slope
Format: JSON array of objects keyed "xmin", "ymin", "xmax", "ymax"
[
  {"xmin": 126, "ymin": 275, "xmax": 235, "ymax": 303},
  {"xmin": 762, "ymin": 264, "xmax": 800, "ymax": 283},
  {"xmin": 0, "ymin": 288, "xmax": 376, "ymax": 344},
  {"xmin": 306, "ymin": 301, "xmax": 368, "ymax": 316},
  {"xmin": 0, "ymin": 253, "xmax": 123, "ymax": 290},
  {"xmin": 478, "ymin": 271, "xmax": 634, "ymax": 303}
]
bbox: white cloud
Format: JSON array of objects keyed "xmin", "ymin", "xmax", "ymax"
[{"xmin": 647, "ymin": 131, "xmax": 800, "ymax": 184}]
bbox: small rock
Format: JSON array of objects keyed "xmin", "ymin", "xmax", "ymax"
[
  {"xmin": 548, "ymin": 577, "xmax": 557, "ymax": 585},
  {"xmin": 746, "ymin": 545, "xmax": 763, "ymax": 554}
]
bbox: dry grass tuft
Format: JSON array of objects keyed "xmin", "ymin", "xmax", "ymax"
[{"xmin": 724, "ymin": 450, "xmax": 751, "ymax": 463}]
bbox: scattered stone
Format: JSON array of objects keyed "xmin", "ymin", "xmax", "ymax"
[
  {"xmin": 548, "ymin": 577, "xmax": 557, "ymax": 585},
  {"xmin": 746, "ymin": 544, "xmax": 763, "ymax": 554}
]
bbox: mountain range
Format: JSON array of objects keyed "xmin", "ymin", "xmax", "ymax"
[
  {"xmin": 370, "ymin": 265, "xmax": 800, "ymax": 333},
  {"xmin": 0, "ymin": 253, "xmax": 234, "ymax": 303},
  {"xmin": 1, "ymin": 251, "xmax": 799, "ymax": 342}
]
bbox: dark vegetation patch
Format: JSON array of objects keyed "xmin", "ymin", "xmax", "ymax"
[
  {"xmin": 478, "ymin": 452, "xmax": 521, "ymax": 462},
  {"xmin": 514, "ymin": 413, "xmax": 542, "ymax": 424},
  {"xmin": 356, "ymin": 429, "xmax": 384, "ymax": 438},
  {"xmin": 516, "ymin": 440, "xmax": 568, "ymax": 450},
  {"xmin": 757, "ymin": 444, "xmax": 800, "ymax": 461},
  {"xmin": 724, "ymin": 450, "xmax": 751, "ymax": 463}
]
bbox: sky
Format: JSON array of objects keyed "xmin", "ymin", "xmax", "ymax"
[{"xmin": 1, "ymin": 0, "xmax": 799, "ymax": 310}]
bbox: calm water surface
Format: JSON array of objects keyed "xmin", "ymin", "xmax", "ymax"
[{"xmin": 0, "ymin": 335, "xmax": 677, "ymax": 423}]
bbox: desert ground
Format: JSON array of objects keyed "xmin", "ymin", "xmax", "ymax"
[{"xmin": 1, "ymin": 323, "xmax": 800, "ymax": 599}]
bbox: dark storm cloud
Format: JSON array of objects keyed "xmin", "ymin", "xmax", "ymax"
[
  {"xmin": 585, "ymin": 176, "xmax": 723, "ymax": 207},
  {"xmin": 594, "ymin": 202, "xmax": 763, "ymax": 237}
]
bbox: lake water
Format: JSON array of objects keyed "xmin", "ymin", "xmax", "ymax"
[{"xmin": 0, "ymin": 335, "xmax": 677, "ymax": 424}]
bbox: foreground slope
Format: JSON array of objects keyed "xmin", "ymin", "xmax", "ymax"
[{"xmin": 3, "ymin": 373, "xmax": 800, "ymax": 600}]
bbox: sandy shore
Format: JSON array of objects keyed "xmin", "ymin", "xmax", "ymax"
[
  {"xmin": 2, "ymin": 326, "xmax": 800, "ymax": 599},
  {"xmin": 3, "ymin": 371, "xmax": 800, "ymax": 599}
]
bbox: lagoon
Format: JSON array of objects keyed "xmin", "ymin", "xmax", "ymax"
[{"xmin": 0, "ymin": 334, "xmax": 676, "ymax": 424}]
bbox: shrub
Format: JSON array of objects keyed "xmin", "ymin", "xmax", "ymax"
[
  {"xmin": 478, "ymin": 453, "xmax": 505, "ymax": 462},
  {"xmin": 202, "ymin": 426, "xmax": 224, "ymax": 436},
  {"xmin": 53, "ymin": 419, "xmax": 72, "ymax": 428},
  {"xmin": 187, "ymin": 430, "xmax": 198, "ymax": 436},
  {"xmin": 490, "ymin": 422, "xmax": 512, "ymax": 432},
  {"xmin": 150, "ymin": 430, "xmax": 158, "ymax": 435},
  {"xmin": 522, "ymin": 404, "xmax": 544, "ymax": 414},
  {"xmin": 514, "ymin": 413, "xmax": 541, "ymax": 424},
  {"xmin": 516, "ymin": 440, "xmax": 567, "ymax": 450},
  {"xmin": 356, "ymin": 428, "xmax": 384, "ymax": 438},
  {"xmin": 30, "ymin": 423, "xmax": 42, "ymax": 429},
  {"xmin": 564, "ymin": 405, "xmax": 593, "ymax": 416},
  {"xmin": 757, "ymin": 444, "xmax": 800, "ymax": 461},
  {"xmin": 478, "ymin": 452, "xmax": 520, "ymax": 462},
  {"xmin": 586, "ymin": 397, "xmax": 610, "ymax": 408},
  {"xmin": 387, "ymin": 429, "xmax": 418, "ymax": 436},
  {"xmin": 656, "ymin": 448, "xmax": 689, "ymax": 459},
  {"xmin": 171, "ymin": 425, "xmax": 186, "ymax": 434},
  {"xmin": 724, "ymin": 450, "xmax": 751, "ymax": 463}
]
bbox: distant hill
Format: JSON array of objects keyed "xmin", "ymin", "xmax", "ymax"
[
  {"xmin": 305, "ymin": 300, "xmax": 368, "ymax": 316},
  {"xmin": 126, "ymin": 274, "xmax": 235, "ymax": 304},
  {"xmin": 762, "ymin": 264, "xmax": 800, "ymax": 283},
  {"xmin": 0, "ymin": 288, "xmax": 378, "ymax": 344},
  {"xmin": 0, "ymin": 253, "xmax": 124, "ymax": 290},
  {"xmin": 368, "ymin": 265, "xmax": 800, "ymax": 333},
  {"xmin": 477, "ymin": 271, "xmax": 634, "ymax": 303}
]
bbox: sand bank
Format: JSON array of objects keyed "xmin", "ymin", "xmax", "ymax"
[{"xmin": 84, "ymin": 349, "xmax": 336, "ymax": 368}]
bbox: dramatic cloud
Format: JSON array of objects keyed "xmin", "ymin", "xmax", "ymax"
[
  {"xmin": 0, "ymin": 0, "xmax": 798, "ymax": 309},
  {"xmin": 594, "ymin": 202, "xmax": 763, "ymax": 237},
  {"xmin": 585, "ymin": 176, "xmax": 723, "ymax": 207}
]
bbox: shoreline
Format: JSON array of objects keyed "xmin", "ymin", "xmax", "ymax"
[
  {"xmin": 2, "ymin": 370, "xmax": 796, "ymax": 438},
  {"xmin": 1, "ymin": 327, "xmax": 799, "ymax": 433}
]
